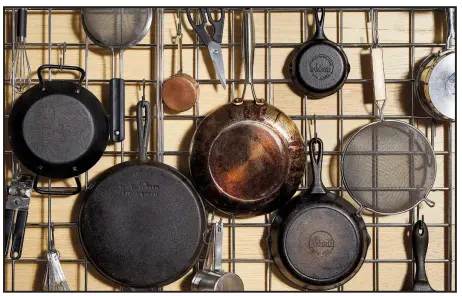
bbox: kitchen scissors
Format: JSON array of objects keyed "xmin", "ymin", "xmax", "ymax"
[{"xmin": 186, "ymin": 8, "xmax": 226, "ymax": 89}]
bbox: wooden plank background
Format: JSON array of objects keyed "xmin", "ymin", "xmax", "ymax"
[{"xmin": 3, "ymin": 8, "xmax": 456, "ymax": 291}]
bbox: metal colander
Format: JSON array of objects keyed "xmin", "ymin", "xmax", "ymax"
[
  {"xmin": 81, "ymin": 8, "xmax": 152, "ymax": 49},
  {"xmin": 342, "ymin": 120, "xmax": 436, "ymax": 215}
]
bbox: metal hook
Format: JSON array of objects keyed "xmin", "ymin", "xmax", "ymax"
[
  {"xmin": 310, "ymin": 114, "xmax": 318, "ymax": 141},
  {"xmin": 356, "ymin": 204, "xmax": 365, "ymax": 218},
  {"xmin": 141, "ymin": 79, "xmax": 146, "ymax": 102},
  {"xmin": 174, "ymin": 10, "xmax": 183, "ymax": 74},
  {"xmin": 59, "ymin": 43, "xmax": 67, "ymax": 70},
  {"xmin": 50, "ymin": 223, "xmax": 56, "ymax": 253},
  {"xmin": 371, "ymin": 9, "xmax": 379, "ymax": 48},
  {"xmin": 419, "ymin": 215, "xmax": 425, "ymax": 230},
  {"xmin": 177, "ymin": 9, "xmax": 182, "ymax": 36}
]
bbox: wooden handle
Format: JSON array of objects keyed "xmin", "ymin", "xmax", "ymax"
[{"xmin": 371, "ymin": 47, "xmax": 387, "ymax": 102}]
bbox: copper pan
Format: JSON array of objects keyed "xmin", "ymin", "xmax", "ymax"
[
  {"xmin": 162, "ymin": 10, "xmax": 199, "ymax": 112},
  {"xmin": 189, "ymin": 9, "xmax": 306, "ymax": 216}
]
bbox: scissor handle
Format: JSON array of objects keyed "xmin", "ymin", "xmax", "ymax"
[
  {"xmin": 186, "ymin": 8, "xmax": 225, "ymax": 44},
  {"xmin": 186, "ymin": 8, "xmax": 212, "ymax": 45},
  {"xmin": 205, "ymin": 8, "xmax": 225, "ymax": 43}
]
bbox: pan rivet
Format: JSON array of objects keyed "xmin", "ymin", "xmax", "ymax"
[{"xmin": 115, "ymin": 130, "xmax": 120, "ymax": 136}]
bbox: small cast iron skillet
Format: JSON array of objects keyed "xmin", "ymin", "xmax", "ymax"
[
  {"xmin": 270, "ymin": 137, "xmax": 370, "ymax": 290},
  {"xmin": 8, "ymin": 64, "xmax": 108, "ymax": 195},
  {"xmin": 79, "ymin": 100, "xmax": 206, "ymax": 289},
  {"xmin": 289, "ymin": 8, "xmax": 350, "ymax": 99}
]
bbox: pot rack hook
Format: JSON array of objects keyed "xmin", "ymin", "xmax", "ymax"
[
  {"xmin": 310, "ymin": 114, "xmax": 318, "ymax": 141},
  {"xmin": 141, "ymin": 78, "xmax": 146, "ymax": 102},
  {"xmin": 370, "ymin": 9, "xmax": 379, "ymax": 48},
  {"xmin": 59, "ymin": 42, "xmax": 67, "ymax": 70},
  {"xmin": 49, "ymin": 223, "xmax": 57, "ymax": 253},
  {"xmin": 175, "ymin": 9, "xmax": 183, "ymax": 74}
]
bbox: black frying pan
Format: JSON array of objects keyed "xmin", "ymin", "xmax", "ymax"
[
  {"xmin": 79, "ymin": 100, "xmax": 206, "ymax": 289},
  {"xmin": 8, "ymin": 64, "xmax": 108, "ymax": 195},
  {"xmin": 270, "ymin": 137, "xmax": 370, "ymax": 290},
  {"xmin": 289, "ymin": 8, "xmax": 350, "ymax": 99}
]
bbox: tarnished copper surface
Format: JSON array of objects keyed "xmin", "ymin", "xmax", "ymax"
[
  {"xmin": 190, "ymin": 101, "xmax": 306, "ymax": 216},
  {"xmin": 162, "ymin": 73, "xmax": 199, "ymax": 112}
]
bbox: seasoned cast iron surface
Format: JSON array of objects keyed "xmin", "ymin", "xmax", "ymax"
[
  {"xmin": 23, "ymin": 95, "xmax": 94, "ymax": 164},
  {"xmin": 8, "ymin": 81, "xmax": 108, "ymax": 178},
  {"xmin": 79, "ymin": 161, "xmax": 206, "ymax": 288},
  {"xmin": 285, "ymin": 203, "xmax": 359, "ymax": 281}
]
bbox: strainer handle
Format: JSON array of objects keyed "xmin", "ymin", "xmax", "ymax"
[{"xmin": 308, "ymin": 138, "xmax": 326, "ymax": 195}]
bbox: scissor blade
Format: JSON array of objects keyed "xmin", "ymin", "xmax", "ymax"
[{"xmin": 208, "ymin": 42, "xmax": 226, "ymax": 90}]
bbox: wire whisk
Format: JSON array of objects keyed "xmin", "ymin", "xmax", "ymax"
[{"xmin": 11, "ymin": 8, "xmax": 31, "ymax": 94}]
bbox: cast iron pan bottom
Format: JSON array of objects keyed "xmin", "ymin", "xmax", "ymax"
[
  {"xmin": 23, "ymin": 95, "xmax": 95, "ymax": 164},
  {"xmin": 79, "ymin": 161, "xmax": 206, "ymax": 288},
  {"xmin": 282, "ymin": 203, "xmax": 361, "ymax": 284}
]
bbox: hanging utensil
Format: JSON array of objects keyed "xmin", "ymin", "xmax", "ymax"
[
  {"xmin": 42, "ymin": 224, "xmax": 70, "ymax": 291},
  {"xmin": 341, "ymin": 10, "xmax": 436, "ymax": 215},
  {"xmin": 81, "ymin": 8, "xmax": 153, "ymax": 142},
  {"xmin": 192, "ymin": 219, "xmax": 244, "ymax": 291},
  {"xmin": 271, "ymin": 137, "xmax": 370, "ymax": 290},
  {"xmin": 10, "ymin": 8, "xmax": 31, "ymax": 94},
  {"xmin": 8, "ymin": 65, "xmax": 108, "ymax": 196},
  {"xmin": 4, "ymin": 174, "xmax": 33, "ymax": 259},
  {"xmin": 412, "ymin": 217, "xmax": 435, "ymax": 291},
  {"xmin": 186, "ymin": 8, "xmax": 226, "ymax": 89},
  {"xmin": 414, "ymin": 8, "xmax": 455, "ymax": 121},
  {"xmin": 289, "ymin": 8, "xmax": 350, "ymax": 99},
  {"xmin": 189, "ymin": 9, "xmax": 306, "ymax": 216},
  {"xmin": 79, "ymin": 93, "xmax": 206, "ymax": 289},
  {"xmin": 162, "ymin": 10, "xmax": 200, "ymax": 112}
]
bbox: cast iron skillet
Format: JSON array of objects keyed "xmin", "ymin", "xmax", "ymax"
[
  {"xmin": 289, "ymin": 8, "xmax": 350, "ymax": 99},
  {"xmin": 270, "ymin": 137, "xmax": 370, "ymax": 290},
  {"xmin": 79, "ymin": 99, "xmax": 206, "ymax": 289},
  {"xmin": 8, "ymin": 64, "xmax": 108, "ymax": 195}
]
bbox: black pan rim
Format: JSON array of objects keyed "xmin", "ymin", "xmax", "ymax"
[
  {"xmin": 290, "ymin": 39, "xmax": 350, "ymax": 98},
  {"xmin": 278, "ymin": 204, "xmax": 365, "ymax": 287},
  {"xmin": 78, "ymin": 160, "xmax": 207, "ymax": 288},
  {"xmin": 8, "ymin": 82, "xmax": 108, "ymax": 178}
]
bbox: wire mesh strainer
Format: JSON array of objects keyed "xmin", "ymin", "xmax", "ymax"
[
  {"xmin": 341, "ymin": 10, "xmax": 436, "ymax": 215},
  {"xmin": 81, "ymin": 8, "xmax": 152, "ymax": 143},
  {"xmin": 81, "ymin": 8, "xmax": 152, "ymax": 49}
]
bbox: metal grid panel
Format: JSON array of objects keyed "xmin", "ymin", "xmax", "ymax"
[{"xmin": 3, "ymin": 7, "xmax": 454, "ymax": 291}]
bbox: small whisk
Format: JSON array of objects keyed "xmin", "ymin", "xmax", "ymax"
[{"xmin": 11, "ymin": 8, "xmax": 31, "ymax": 94}]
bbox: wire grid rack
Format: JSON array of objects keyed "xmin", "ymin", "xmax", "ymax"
[{"xmin": 3, "ymin": 7, "xmax": 454, "ymax": 291}]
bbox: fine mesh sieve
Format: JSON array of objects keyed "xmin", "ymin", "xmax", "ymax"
[
  {"xmin": 81, "ymin": 8, "xmax": 152, "ymax": 49},
  {"xmin": 81, "ymin": 8, "xmax": 152, "ymax": 143},
  {"xmin": 341, "ymin": 10, "xmax": 436, "ymax": 215}
]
